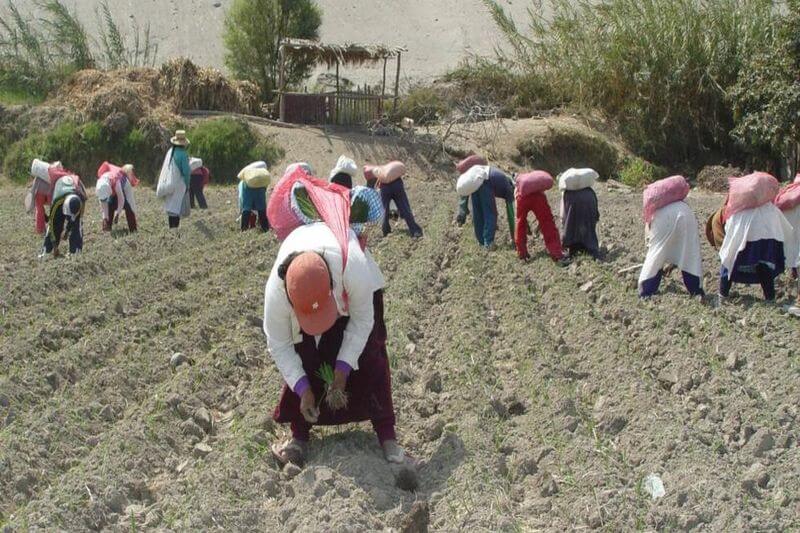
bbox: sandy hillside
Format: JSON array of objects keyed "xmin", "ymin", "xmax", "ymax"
[
  {"xmin": 12, "ymin": 0, "xmax": 534, "ymax": 84},
  {"xmin": 1, "ymin": 118, "xmax": 799, "ymax": 531}
]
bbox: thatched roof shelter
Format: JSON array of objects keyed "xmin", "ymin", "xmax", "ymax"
[
  {"xmin": 277, "ymin": 38, "xmax": 406, "ymax": 124},
  {"xmin": 280, "ymin": 38, "xmax": 406, "ymax": 69}
]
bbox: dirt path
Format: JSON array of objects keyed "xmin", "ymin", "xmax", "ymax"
[{"xmin": 1, "ymin": 123, "xmax": 798, "ymax": 531}]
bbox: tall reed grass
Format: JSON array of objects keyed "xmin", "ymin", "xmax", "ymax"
[
  {"xmin": 483, "ymin": 0, "xmax": 783, "ymax": 165},
  {"xmin": 0, "ymin": 0, "xmax": 158, "ymax": 97}
]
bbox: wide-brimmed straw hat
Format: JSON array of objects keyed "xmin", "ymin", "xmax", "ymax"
[{"xmin": 170, "ymin": 130, "xmax": 190, "ymax": 146}]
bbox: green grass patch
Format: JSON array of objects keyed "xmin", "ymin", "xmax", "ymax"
[
  {"xmin": 188, "ymin": 118, "xmax": 283, "ymax": 184},
  {"xmin": 2, "ymin": 120, "xmax": 159, "ymax": 184},
  {"xmin": 0, "ymin": 116, "xmax": 283, "ymax": 186},
  {"xmin": 393, "ymin": 85, "xmax": 449, "ymax": 125},
  {"xmin": 617, "ymin": 157, "xmax": 669, "ymax": 188},
  {"xmin": 483, "ymin": 0, "xmax": 783, "ymax": 166},
  {"xmin": 0, "ymin": 87, "xmax": 46, "ymax": 106}
]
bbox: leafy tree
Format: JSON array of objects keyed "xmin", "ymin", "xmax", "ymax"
[
  {"xmin": 223, "ymin": 0, "xmax": 322, "ymax": 101},
  {"xmin": 730, "ymin": 0, "xmax": 800, "ymax": 174}
]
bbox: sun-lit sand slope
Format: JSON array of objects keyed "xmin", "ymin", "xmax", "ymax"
[{"xmin": 12, "ymin": 0, "xmax": 534, "ymax": 83}]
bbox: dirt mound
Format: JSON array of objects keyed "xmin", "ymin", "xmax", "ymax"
[
  {"xmin": 515, "ymin": 122, "xmax": 620, "ymax": 178},
  {"xmin": 50, "ymin": 58, "xmax": 260, "ymax": 126},
  {"xmin": 697, "ymin": 165, "xmax": 743, "ymax": 192},
  {"xmin": 0, "ymin": 104, "xmax": 83, "ymax": 140}
]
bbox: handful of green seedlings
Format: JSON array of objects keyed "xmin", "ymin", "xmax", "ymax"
[{"xmin": 316, "ymin": 362, "xmax": 348, "ymax": 411}]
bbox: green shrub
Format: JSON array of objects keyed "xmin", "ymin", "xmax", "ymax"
[
  {"xmin": 483, "ymin": 0, "xmax": 782, "ymax": 166},
  {"xmin": 617, "ymin": 157, "xmax": 668, "ymax": 188},
  {"xmin": 394, "ymin": 85, "xmax": 449, "ymax": 125},
  {"xmin": 443, "ymin": 58, "xmax": 558, "ymax": 116},
  {"xmin": 3, "ymin": 120, "xmax": 164, "ymax": 184},
  {"xmin": 187, "ymin": 118, "xmax": 283, "ymax": 183},
  {"xmin": 730, "ymin": 0, "xmax": 800, "ymax": 169}
]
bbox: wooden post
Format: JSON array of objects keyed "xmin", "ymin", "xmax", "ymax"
[
  {"xmin": 277, "ymin": 45, "xmax": 286, "ymax": 121},
  {"xmin": 392, "ymin": 52, "xmax": 401, "ymax": 112},
  {"xmin": 382, "ymin": 57, "xmax": 387, "ymax": 96},
  {"xmin": 334, "ymin": 60, "xmax": 340, "ymax": 124}
]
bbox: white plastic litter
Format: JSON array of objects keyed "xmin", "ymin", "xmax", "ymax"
[{"xmin": 643, "ymin": 473, "xmax": 666, "ymax": 500}]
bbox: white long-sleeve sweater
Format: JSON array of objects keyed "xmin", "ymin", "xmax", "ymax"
[{"xmin": 262, "ymin": 223, "xmax": 385, "ymax": 391}]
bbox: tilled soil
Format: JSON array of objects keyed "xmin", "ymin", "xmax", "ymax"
[{"xmin": 1, "ymin": 124, "xmax": 799, "ymax": 531}]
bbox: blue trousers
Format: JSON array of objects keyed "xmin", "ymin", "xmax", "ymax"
[
  {"xmin": 381, "ymin": 179, "xmax": 422, "ymax": 236},
  {"xmin": 471, "ymin": 182, "xmax": 497, "ymax": 247},
  {"xmin": 720, "ymin": 264, "xmax": 776, "ymax": 300},
  {"xmin": 640, "ymin": 270, "xmax": 704, "ymax": 297}
]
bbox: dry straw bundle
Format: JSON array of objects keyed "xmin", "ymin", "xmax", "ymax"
[
  {"xmin": 159, "ymin": 58, "xmax": 260, "ymax": 115},
  {"xmin": 50, "ymin": 58, "xmax": 261, "ymax": 125}
]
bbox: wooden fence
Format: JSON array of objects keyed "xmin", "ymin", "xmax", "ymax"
[{"xmin": 281, "ymin": 88, "xmax": 393, "ymax": 126}]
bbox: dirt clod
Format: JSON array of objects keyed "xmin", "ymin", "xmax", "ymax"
[
  {"xmin": 533, "ymin": 471, "xmax": 559, "ymax": 497},
  {"xmin": 193, "ymin": 407, "xmax": 213, "ymax": 434},
  {"xmin": 99, "ymin": 405, "xmax": 115, "ymax": 422},
  {"xmin": 45, "ymin": 372, "xmax": 59, "ymax": 391},
  {"xmin": 745, "ymin": 429, "xmax": 774, "ymax": 458},
  {"xmin": 170, "ymin": 352, "xmax": 188, "ymax": 370},
  {"xmin": 424, "ymin": 372, "xmax": 442, "ymax": 394},
  {"xmin": 193, "ymin": 443, "xmax": 212, "ymax": 458},
  {"xmin": 283, "ymin": 463, "xmax": 302, "ymax": 479},
  {"xmin": 399, "ymin": 501, "xmax": 430, "ymax": 533},
  {"xmin": 425, "ymin": 419, "xmax": 445, "ymax": 442},
  {"xmin": 181, "ymin": 420, "xmax": 205, "ymax": 440},
  {"xmin": 725, "ymin": 352, "xmax": 743, "ymax": 371},
  {"xmin": 395, "ymin": 465, "xmax": 420, "ymax": 492},
  {"xmin": 596, "ymin": 412, "xmax": 628, "ymax": 436}
]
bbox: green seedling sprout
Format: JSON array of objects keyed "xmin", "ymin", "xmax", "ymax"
[{"xmin": 315, "ymin": 362, "xmax": 348, "ymax": 411}]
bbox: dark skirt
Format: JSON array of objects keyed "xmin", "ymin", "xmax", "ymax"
[
  {"xmin": 721, "ymin": 238, "xmax": 786, "ymax": 284},
  {"xmin": 562, "ymin": 188, "xmax": 600, "ymax": 256},
  {"xmin": 273, "ymin": 290, "xmax": 395, "ymax": 427}
]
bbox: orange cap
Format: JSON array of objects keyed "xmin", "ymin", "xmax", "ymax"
[{"xmin": 286, "ymin": 252, "xmax": 337, "ymax": 335}]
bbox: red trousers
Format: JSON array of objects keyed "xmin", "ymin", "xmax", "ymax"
[
  {"xmin": 34, "ymin": 193, "xmax": 49, "ymax": 234},
  {"xmin": 515, "ymin": 192, "xmax": 563, "ymax": 260}
]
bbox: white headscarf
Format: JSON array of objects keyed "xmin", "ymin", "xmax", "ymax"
[
  {"xmin": 329, "ymin": 155, "xmax": 358, "ymax": 180},
  {"xmin": 96, "ymin": 176, "xmax": 113, "ymax": 201},
  {"xmin": 63, "ymin": 194, "xmax": 82, "ymax": 221}
]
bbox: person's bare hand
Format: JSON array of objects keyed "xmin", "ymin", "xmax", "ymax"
[
  {"xmin": 326, "ymin": 369, "xmax": 349, "ymax": 410},
  {"xmin": 332, "ymin": 369, "xmax": 347, "ymax": 392},
  {"xmin": 299, "ymin": 388, "xmax": 319, "ymax": 423}
]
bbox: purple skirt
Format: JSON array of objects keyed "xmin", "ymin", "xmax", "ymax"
[
  {"xmin": 721, "ymin": 238, "xmax": 786, "ymax": 284},
  {"xmin": 273, "ymin": 290, "xmax": 395, "ymax": 427}
]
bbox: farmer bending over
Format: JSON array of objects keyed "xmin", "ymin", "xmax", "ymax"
[
  {"xmin": 264, "ymin": 222, "xmax": 403, "ymax": 466},
  {"xmin": 41, "ymin": 173, "xmax": 86, "ymax": 257},
  {"xmin": 638, "ymin": 202, "xmax": 704, "ymax": 297},
  {"xmin": 97, "ymin": 163, "xmax": 139, "ymax": 233},
  {"xmin": 514, "ymin": 171, "xmax": 566, "ymax": 264},
  {"xmin": 458, "ymin": 167, "xmax": 516, "ymax": 244}
]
